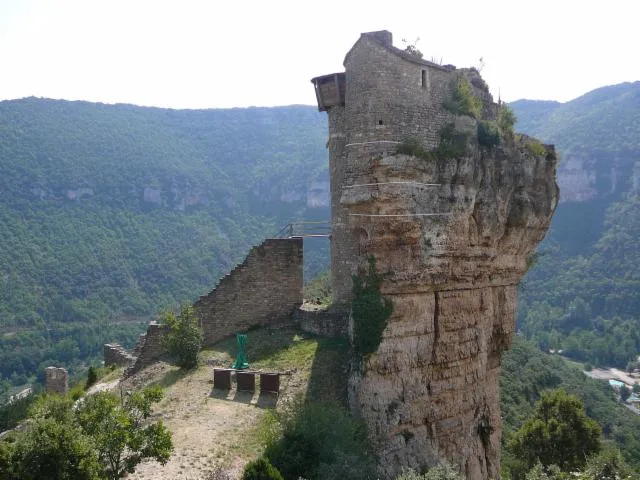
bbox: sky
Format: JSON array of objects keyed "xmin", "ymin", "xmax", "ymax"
[{"xmin": 0, "ymin": 0, "xmax": 639, "ymax": 110}]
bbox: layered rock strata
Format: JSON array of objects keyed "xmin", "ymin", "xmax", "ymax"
[{"xmin": 347, "ymin": 134, "xmax": 557, "ymax": 479}]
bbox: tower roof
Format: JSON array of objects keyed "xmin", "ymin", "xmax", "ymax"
[{"xmin": 344, "ymin": 31, "xmax": 454, "ymax": 72}]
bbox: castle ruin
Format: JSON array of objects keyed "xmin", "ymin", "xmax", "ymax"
[{"xmin": 312, "ymin": 31, "xmax": 558, "ymax": 479}]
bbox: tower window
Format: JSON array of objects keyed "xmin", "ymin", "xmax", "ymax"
[
  {"xmin": 378, "ymin": 120, "xmax": 384, "ymax": 125},
  {"xmin": 421, "ymin": 70, "xmax": 426, "ymax": 88}
]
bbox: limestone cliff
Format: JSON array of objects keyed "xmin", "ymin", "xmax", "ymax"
[
  {"xmin": 312, "ymin": 30, "xmax": 558, "ymax": 479},
  {"xmin": 347, "ymin": 132, "xmax": 558, "ymax": 479}
]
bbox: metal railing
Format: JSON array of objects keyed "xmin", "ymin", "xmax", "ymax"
[{"xmin": 275, "ymin": 221, "xmax": 331, "ymax": 238}]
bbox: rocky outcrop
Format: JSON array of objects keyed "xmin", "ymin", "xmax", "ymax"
[
  {"xmin": 346, "ymin": 134, "xmax": 558, "ymax": 479},
  {"xmin": 312, "ymin": 30, "xmax": 558, "ymax": 478}
]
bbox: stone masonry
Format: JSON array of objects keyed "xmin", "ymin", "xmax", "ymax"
[
  {"xmin": 195, "ymin": 237, "xmax": 303, "ymax": 346},
  {"xmin": 295, "ymin": 306, "xmax": 348, "ymax": 338},
  {"xmin": 104, "ymin": 343, "xmax": 136, "ymax": 368},
  {"xmin": 312, "ymin": 31, "xmax": 558, "ymax": 479},
  {"xmin": 125, "ymin": 323, "xmax": 169, "ymax": 377},
  {"xmin": 44, "ymin": 366, "xmax": 69, "ymax": 395},
  {"xmin": 113, "ymin": 237, "xmax": 303, "ymax": 377}
]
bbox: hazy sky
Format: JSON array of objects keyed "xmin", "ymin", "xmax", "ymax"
[{"xmin": 1, "ymin": 0, "xmax": 638, "ymax": 109}]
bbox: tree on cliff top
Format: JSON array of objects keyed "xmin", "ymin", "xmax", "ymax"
[{"xmin": 508, "ymin": 389, "xmax": 601, "ymax": 474}]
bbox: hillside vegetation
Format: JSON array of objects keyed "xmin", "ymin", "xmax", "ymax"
[
  {"xmin": 501, "ymin": 338, "xmax": 640, "ymax": 473},
  {"xmin": 2, "ymin": 81, "xmax": 639, "ymax": 389},
  {"xmin": 0, "ymin": 98, "xmax": 328, "ymax": 383},
  {"xmin": 512, "ymin": 82, "xmax": 640, "ymax": 368}
]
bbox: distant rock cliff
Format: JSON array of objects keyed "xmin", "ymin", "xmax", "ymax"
[{"xmin": 313, "ymin": 31, "xmax": 558, "ymax": 479}]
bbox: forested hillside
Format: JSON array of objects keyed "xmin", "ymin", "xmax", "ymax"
[
  {"xmin": 2, "ymin": 81, "xmax": 639, "ymax": 388},
  {"xmin": 501, "ymin": 338, "xmax": 640, "ymax": 473},
  {"xmin": 0, "ymin": 98, "xmax": 329, "ymax": 383},
  {"xmin": 512, "ymin": 82, "xmax": 640, "ymax": 367}
]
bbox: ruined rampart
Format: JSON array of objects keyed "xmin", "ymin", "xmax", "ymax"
[
  {"xmin": 124, "ymin": 323, "xmax": 169, "ymax": 377},
  {"xmin": 195, "ymin": 237, "xmax": 303, "ymax": 346},
  {"xmin": 44, "ymin": 366, "xmax": 69, "ymax": 394},
  {"xmin": 104, "ymin": 343, "xmax": 135, "ymax": 368}
]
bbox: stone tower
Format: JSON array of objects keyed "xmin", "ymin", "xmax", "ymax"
[{"xmin": 312, "ymin": 31, "xmax": 558, "ymax": 479}]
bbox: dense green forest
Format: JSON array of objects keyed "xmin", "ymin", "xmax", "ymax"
[
  {"xmin": 501, "ymin": 338, "xmax": 640, "ymax": 472},
  {"xmin": 512, "ymin": 81, "xmax": 640, "ymax": 368},
  {"xmin": 1, "ymin": 81, "xmax": 639, "ymax": 389},
  {"xmin": 0, "ymin": 98, "xmax": 329, "ymax": 384}
]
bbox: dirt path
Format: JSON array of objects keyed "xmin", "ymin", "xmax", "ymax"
[{"xmin": 124, "ymin": 362, "xmax": 286, "ymax": 480}]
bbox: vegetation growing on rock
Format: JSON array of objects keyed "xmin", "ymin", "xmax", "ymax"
[{"xmin": 351, "ymin": 257, "xmax": 393, "ymax": 358}]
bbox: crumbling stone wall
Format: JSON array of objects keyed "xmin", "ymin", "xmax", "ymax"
[
  {"xmin": 104, "ymin": 343, "xmax": 135, "ymax": 368},
  {"xmin": 44, "ymin": 367, "xmax": 68, "ymax": 394},
  {"xmin": 195, "ymin": 238, "xmax": 303, "ymax": 346},
  {"xmin": 125, "ymin": 323, "xmax": 169, "ymax": 377},
  {"xmin": 296, "ymin": 307, "xmax": 348, "ymax": 338}
]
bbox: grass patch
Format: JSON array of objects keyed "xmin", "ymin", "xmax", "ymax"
[{"xmin": 523, "ymin": 138, "xmax": 548, "ymax": 157}]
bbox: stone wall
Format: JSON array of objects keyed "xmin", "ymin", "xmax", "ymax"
[
  {"xmin": 125, "ymin": 323, "xmax": 169, "ymax": 377},
  {"xmin": 44, "ymin": 366, "xmax": 68, "ymax": 394},
  {"xmin": 195, "ymin": 237, "xmax": 303, "ymax": 346},
  {"xmin": 104, "ymin": 343, "xmax": 136, "ymax": 367},
  {"xmin": 296, "ymin": 306, "xmax": 348, "ymax": 338}
]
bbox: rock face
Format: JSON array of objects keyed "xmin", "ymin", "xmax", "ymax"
[{"xmin": 312, "ymin": 31, "xmax": 558, "ymax": 479}]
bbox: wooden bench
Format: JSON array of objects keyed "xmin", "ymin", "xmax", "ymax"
[
  {"xmin": 236, "ymin": 371, "xmax": 256, "ymax": 392},
  {"xmin": 213, "ymin": 368, "xmax": 281, "ymax": 394},
  {"xmin": 260, "ymin": 373, "xmax": 280, "ymax": 394},
  {"xmin": 213, "ymin": 368, "xmax": 233, "ymax": 390}
]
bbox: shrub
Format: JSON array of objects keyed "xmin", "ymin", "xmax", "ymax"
[
  {"xmin": 264, "ymin": 399, "xmax": 375, "ymax": 480},
  {"xmin": 395, "ymin": 464, "xmax": 463, "ymax": 480},
  {"xmin": 443, "ymin": 77, "xmax": 482, "ymax": 119},
  {"xmin": 85, "ymin": 366, "xmax": 98, "ymax": 389},
  {"xmin": 242, "ymin": 457, "xmax": 284, "ymax": 480},
  {"xmin": 498, "ymin": 105, "xmax": 517, "ymax": 136},
  {"xmin": 477, "ymin": 120, "xmax": 501, "ymax": 148},
  {"xmin": 397, "ymin": 125, "xmax": 469, "ymax": 162},
  {"xmin": 435, "ymin": 124, "xmax": 469, "ymax": 159},
  {"xmin": 352, "ymin": 256, "xmax": 393, "ymax": 358},
  {"xmin": 397, "ymin": 137, "xmax": 433, "ymax": 161},
  {"xmin": 525, "ymin": 140, "xmax": 548, "ymax": 157},
  {"xmin": 161, "ymin": 304, "xmax": 203, "ymax": 369}
]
